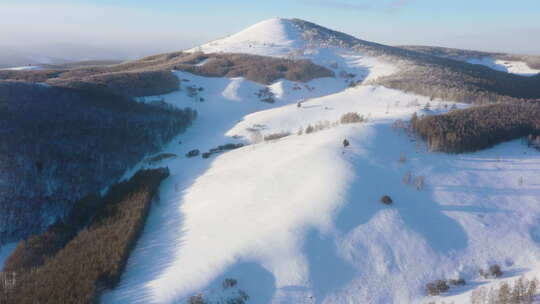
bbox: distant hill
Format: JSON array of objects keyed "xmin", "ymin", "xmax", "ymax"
[
  {"xmin": 3, "ymin": 18, "xmax": 539, "ymax": 104},
  {"xmin": 399, "ymin": 45, "xmax": 540, "ymax": 76}
]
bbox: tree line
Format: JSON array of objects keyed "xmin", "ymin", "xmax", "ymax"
[
  {"xmin": 411, "ymin": 102, "xmax": 540, "ymax": 153},
  {"xmin": 0, "ymin": 168, "xmax": 169, "ymax": 304}
]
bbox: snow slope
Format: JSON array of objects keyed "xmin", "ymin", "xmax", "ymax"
[
  {"xmin": 0, "ymin": 65, "xmax": 43, "ymax": 71},
  {"xmin": 101, "ymin": 18, "xmax": 540, "ymax": 304},
  {"xmin": 192, "ymin": 18, "xmax": 397, "ymax": 84},
  {"xmin": 466, "ymin": 57, "xmax": 540, "ymax": 76},
  {"xmin": 104, "ymin": 72, "xmax": 540, "ymax": 304},
  {"xmin": 193, "ymin": 18, "xmax": 305, "ymax": 57}
]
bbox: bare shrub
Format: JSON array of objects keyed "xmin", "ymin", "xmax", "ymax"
[
  {"xmin": 490, "ymin": 264, "xmax": 503, "ymax": 278},
  {"xmin": 340, "ymin": 112, "xmax": 364, "ymax": 124},
  {"xmin": 227, "ymin": 290, "xmax": 249, "ymax": 304},
  {"xmin": 403, "ymin": 171, "xmax": 412, "ymax": 184},
  {"xmin": 380, "ymin": 195, "xmax": 393, "ymax": 205},
  {"xmin": 201, "ymin": 143, "xmax": 244, "ymax": 159},
  {"xmin": 426, "ymin": 279, "xmax": 450, "ymax": 296},
  {"xmin": 264, "ymin": 132, "xmax": 291, "ymax": 141},
  {"xmin": 478, "ymin": 264, "xmax": 504, "ymax": 279},
  {"xmin": 392, "ymin": 119, "xmax": 407, "ymax": 132},
  {"xmin": 146, "ymin": 153, "xmax": 178, "ymax": 165},
  {"xmin": 248, "ymin": 129, "xmax": 263, "ymax": 143},
  {"xmin": 448, "ymin": 278, "xmax": 466, "ymax": 286},
  {"xmin": 414, "ymin": 176, "xmax": 425, "ymax": 190},
  {"xmin": 222, "ymin": 278, "xmax": 238, "ymax": 289},
  {"xmin": 186, "ymin": 149, "xmax": 200, "ymax": 157},
  {"xmin": 255, "ymin": 88, "xmax": 275, "ymax": 103},
  {"xmin": 188, "ymin": 294, "xmax": 206, "ymax": 304}
]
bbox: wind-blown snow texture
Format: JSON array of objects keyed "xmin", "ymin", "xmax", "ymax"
[{"xmin": 102, "ymin": 19, "xmax": 540, "ymax": 304}]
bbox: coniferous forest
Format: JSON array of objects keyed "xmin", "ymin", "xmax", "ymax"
[
  {"xmin": 411, "ymin": 102, "xmax": 540, "ymax": 153},
  {"xmin": 0, "ymin": 81, "xmax": 196, "ymax": 243}
]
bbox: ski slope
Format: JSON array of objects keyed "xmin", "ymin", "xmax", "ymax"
[{"xmin": 102, "ymin": 18, "xmax": 540, "ymax": 304}]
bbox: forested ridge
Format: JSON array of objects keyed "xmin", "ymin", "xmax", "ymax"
[
  {"xmin": 411, "ymin": 102, "xmax": 540, "ymax": 153},
  {"xmin": 291, "ymin": 19, "xmax": 540, "ymax": 104},
  {"xmin": 0, "ymin": 81, "xmax": 196, "ymax": 243}
]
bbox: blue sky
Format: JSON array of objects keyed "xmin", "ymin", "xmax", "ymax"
[{"xmin": 1, "ymin": 0, "xmax": 539, "ymax": 60}]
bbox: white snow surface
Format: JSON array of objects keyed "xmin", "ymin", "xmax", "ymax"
[
  {"xmin": 101, "ymin": 19, "xmax": 540, "ymax": 304},
  {"xmin": 102, "ymin": 74, "xmax": 540, "ymax": 304},
  {"xmin": 466, "ymin": 57, "xmax": 540, "ymax": 76},
  {"xmin": 192, "ymin": 18, "xmax": 305, "ymax": 57}
]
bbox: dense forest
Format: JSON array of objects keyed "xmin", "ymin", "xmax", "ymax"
[
  {"xmin": 48, "ymin": 70, "xmax": 181, "ymax": 98},
  {"xmin": 0, "ymin": 168, "xmax": 169, "ymax": 304},
  {"xmin": 0, "ymin": 81, "xmax": 196, "ymax": 243},
  {"xmin": 411, "ymin": 102, "xmax": 540, "ymax": 153}
]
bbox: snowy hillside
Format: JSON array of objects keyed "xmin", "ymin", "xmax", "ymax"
[
  {"xmin": 192, "ymin": 18, "xmax": 306, "ymax": 57},
  {"xmin": 192, "ymin": 18, "xmax": 396, "ymax": 84},
  {"xmin": 398, "ymin": 45, "xmax": 540, "ymax": 77},
  {"xmin": 99, "ymin": 18, "xmax": 540, "ymax": 304},
  {"xmin": 466, "ymin": 57, "xmax": 540, "ymax": 76}
]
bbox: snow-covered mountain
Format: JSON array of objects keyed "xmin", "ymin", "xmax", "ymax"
[
  {"xmin": 15, "ymin": 18, "xmax": 538, "ymax": 304},
  {"xmin": 190, "ymin": 18, "xmax": 397, "ymax": 84}
]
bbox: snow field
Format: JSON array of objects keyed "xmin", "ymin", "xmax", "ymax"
[{"xmin": 103, "ymin": 18, "xmax": 540, "ymax": 304}]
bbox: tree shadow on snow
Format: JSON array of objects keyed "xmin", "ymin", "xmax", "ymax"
[
  {"xmin": 100, "ymin": 78, "xmax": 268, "ymax": 303},
  {"xmin": 335, "ymin": 123, "xmax": 472, "ymax": 254},
  {"xmin": 201, "ymin": 261, "xmax": 276, "ymax": 304},
  {"xmin": 303, "ymin": 229, "xmax": 357, "ymax": 303}
]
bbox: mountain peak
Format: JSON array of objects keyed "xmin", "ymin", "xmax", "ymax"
[
  {"xmin": 192, "ymin": 17, "xmax": 373, "ymax": 57},
  {"xmin": 192, "ymin": 18, "xmax": 305, "ymax": 56}
]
